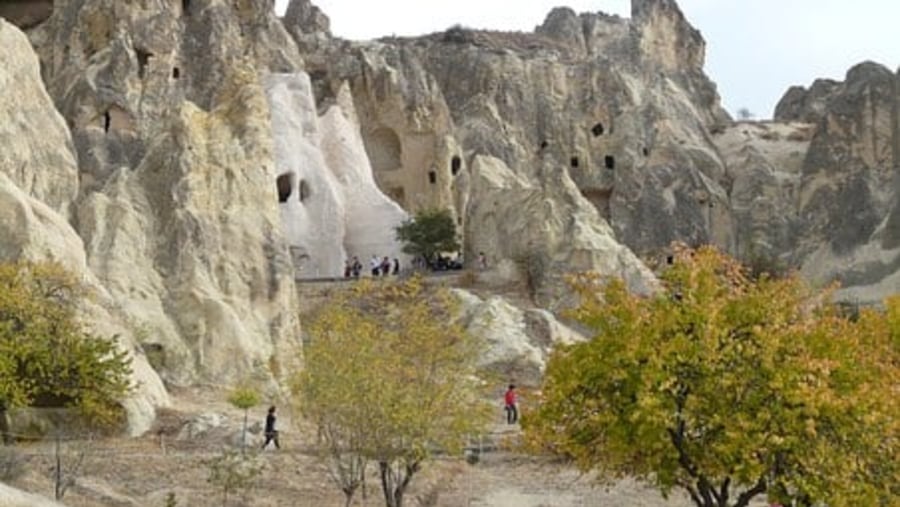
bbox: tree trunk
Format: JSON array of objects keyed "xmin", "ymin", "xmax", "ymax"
[
  {"xmin": 54, "ymin": 434, "xmax": 62, "ymax": 500},
  {"xmin": 240, "ymin": 409, "xmax": 248, "ymax": 455},
  {"xmin": 379, "ymin": 461, "xmax": 397, "ymax": 507},
  {"xmin": 0, "ymin": 404, "xmax": 11, "ymax": 445}
]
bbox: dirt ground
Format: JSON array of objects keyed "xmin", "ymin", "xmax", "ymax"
[{"xmin": 3, "ymin": 388, "xmax": 764, "ymax": 507}]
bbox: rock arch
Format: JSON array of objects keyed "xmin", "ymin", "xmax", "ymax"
[{"xmin": 364, "ymin": 127, "xmax": 403, "ymax": 172}]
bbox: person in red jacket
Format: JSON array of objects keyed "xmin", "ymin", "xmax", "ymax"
[{"xmin": 504, "ymin": 384, "xmax": 518, "ymax": 425}]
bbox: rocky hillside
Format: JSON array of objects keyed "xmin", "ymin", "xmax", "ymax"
[{"xmin": 0, "ymin": 0, "xmax": 897, "ymax": 434}]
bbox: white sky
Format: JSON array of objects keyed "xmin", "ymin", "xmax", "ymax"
[{"xmin": 275, "ymin": 1, "xmax": 900, "ymax": 119}]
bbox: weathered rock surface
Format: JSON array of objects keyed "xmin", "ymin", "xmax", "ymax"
[
  {"xmin": 466, "ymin": 155, "xmax": 656, "ymax": 299},
  {"xmin": 713, "ymin": 121, "xmax": 813, "ymax": 261},
  {"xmin": 0, "ymin": 20, "xmax": 168, "ymax": 436},
  {"xmin": 284, "ymin": 0, "xmax": 900, "ymax": 303},
  {"xmin": 266, "ymin": 72, "xmax": 408, "ymax": 278},
  {"xmin": 289, "ymin": 0, "xmax": 735, "ymax": 292},
  {"xmin": 454, "ymin": 289, "xmax": 585, "ymax": 387},
  {"xmin": 717, "ymin": 62, "xmax": 900, "ymax": 303},
  {"xmin": 21, "ymin": 0, "xmax": 305, "ymax": 387},
  {"xmin": 0, "ymin": 483, "xmax": 64, "ymax": 507},
  {"xmin": 0, "ymin": 19, "xmax": 78, "ymax": 215}
]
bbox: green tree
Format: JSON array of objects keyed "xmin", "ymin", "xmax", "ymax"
[
  {"xmin": 294, "ymin": 277, "xmax": 492, "ymax": 507},
  {"xmin": 394, "ymin": 209, "xmax": 460, "ymax": 265},
  {"xmin": 525, "ymin": 245, "xmax": 900, "ymax": 507},
  {"xmin": 227, "ymin": 385, "xmax": 260, "ymax": 454},
  {"xmin": 0, "ymin": 261, "xmax": 133, "ymax": 442}
]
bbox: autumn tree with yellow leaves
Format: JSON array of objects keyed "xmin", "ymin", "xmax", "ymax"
[
  {"xmin": 525, "ymin": 246, "xmax": 900, "ymax": 507},
  {"xmin": 0, "ymin": 261, "xmax": 133, "ymax": 442},
  {"xmin": 294, "ymin": 277, "xmax": 492, "ymax": 507}
]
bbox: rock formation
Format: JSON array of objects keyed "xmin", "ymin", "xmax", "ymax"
[
  {"xmin": 0, "ymin": 18, "xmax": 168, "ymax": 435},
  {"xmin": 18, "ymin": 0, "xmax": 306, "ymax": 389},
  {"xmin": 287, "ymin": 0, "xmax": 733, "ymax": 294},
  {"xmin": 1, "ymin": 0, "xmax": 898, "ymax": 441},
  {"xmin": 0, "ymin": 483, "xmax": 64, "ymax": 507},
  {"xmin": 454, "ymin": 289, "xmax": 585, "ymax": 387},
  {"xmin": 287, "ymin": 0, "xmax": 899, "ymax": 304},
  {"xmin": 266, "ymin": 72, "xmax": 408, "ymax": 279}
]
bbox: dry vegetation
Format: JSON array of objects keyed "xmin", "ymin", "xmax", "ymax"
[{"xmin": 1, "ymin": 387, "xmax": 715, "ymax": 507}]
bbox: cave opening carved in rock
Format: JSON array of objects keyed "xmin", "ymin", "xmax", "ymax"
[
  {"xmin": 592, "ymin": 122, "xmax": 605, "ymax": 137},
  {"xmin": 364, "ymin": 127, "xmax": 403, "ymax": 172},
  {"xmin": 277, "ymin": 173, "xmax": 295, "ymax": 203},
  {"xmin": 451, "ymin": 156, "xmax": 462, "ymax": 176},
  {"xmin": 605, "ymin": 155, "xmax": 615, "ymax": 170},
  {"xmin": 136, "ymin": 48, "xmax": 152, "ymax": 79}
]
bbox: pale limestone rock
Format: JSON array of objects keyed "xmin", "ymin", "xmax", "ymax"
[
  {"xmin": 0, "ymin": 19, "xmax": 77, "ymax": 215},
  {"xmin": 177, "ymin": 412, "xmax": 227, "ymax": 440},
  {"xmin": 265, "ymin": 73, "xmax": 408, "ymax": 278},
  {"xmin": 454, "ymin": 289, "xmax": 584, "ymax": 387},
  {"xmin": 465, "ymin": 155, "xmax": 656, "ymax": 300},
  {"xmin": 0, "ymin": 483, "xmax": 64, "ymax": 507},
  {"xmin": 76, "ymin": 67, "xmax": 303, "ymax": 386},
  {"xmin": 0, "ymin": 21, "xmax": 169, "ymax": 435},
  {"xmin": 723, "ymin": 62, "xmax": 900, "ymax": 303},
  {"xmin": 713, "ymin": 121, "xmax": 813, "ymax": 261},
  {"xmin": 292, "ymin": 1, "xmax": 731, "ymax": 289},
  {"xmin": 0, "ymin": 174, "xmax": 168, "ymax": 436},
  {"xmin": 22, "ymin": 0, "xmax": 306, "ymax": 390}
]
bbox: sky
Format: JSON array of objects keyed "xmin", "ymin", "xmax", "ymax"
[{"xmin": 274, "ymin": 1, "xmax": 900, "ymax": 119}]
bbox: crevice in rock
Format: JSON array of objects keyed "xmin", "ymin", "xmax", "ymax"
[
  {"xmin": 172, "ymin": 67, "xmax": 181, "ymax": 79},
  {"xmin": 298, "ymin": 179, "xmax": 311, "ymax": 202},
  {"xmin": 103, "ymin": 111, "xmax": 111, "ymax": 133},
  {"xmin": 604, "ymin": 155, "xmax": 615, "ymax": 170},
  {"xmin": 428, "ymin": 171, "xmax": 437, "ymax": 185},
  {"xmin": 451, "ymin": 156, "xmax": 462, "ymax": 176},
  {"xmin": 182, "ymin": 0, "xmax": 191, "ymax": 16},
  {"xmin": 570, "ymin": 156, "xmax": 580, "ymax": 168}
]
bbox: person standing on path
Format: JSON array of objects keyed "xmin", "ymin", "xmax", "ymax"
[
  {"xmin": 504, "ymin": 384, "xmax": 518, "ymax": 425},
  {"xmin": 262, "ymin": 406, "xmax": 280, "ymax": 450}
]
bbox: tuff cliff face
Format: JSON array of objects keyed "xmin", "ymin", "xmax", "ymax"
[
  {"xmin": 13, "ymin": 0, "xmax": 306, "ymax": 390},
  {"xmin": 288, "ymin": 0, "xmax": 899, "ymax": 304},
  {"xmin": 291, "ymin": 0, "xmax": 731, "ymax": 280},
  {"xmin": 1, "ymin": 0, "xmax": 899, "ymax": 434},
  {"xmin": 767, "ymin": 62, "xmax": 900, "ymax": 303}
]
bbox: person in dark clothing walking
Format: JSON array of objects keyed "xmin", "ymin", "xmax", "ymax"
[
  {"xmin": 262, "ymin": 406, "xmax": 280, "ymax": 449},
  {"xmin": 504, "ymin": 385, "xmax": 518, "ymax": 425}
]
